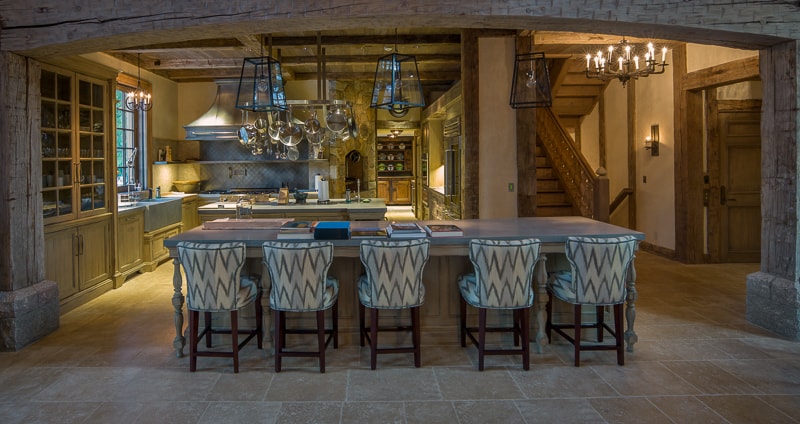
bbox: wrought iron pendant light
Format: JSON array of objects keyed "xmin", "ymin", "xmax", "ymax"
[
  {"xmin": 510, "ymin": 34, "xmax": 552, "ymax": 109},
  {"xmin": 584, "ymin": 38, "xmax": 668, "ymax": 87},
  {"xmin": 236, "ymin": 35, "xmax": 287, "ymax": 112},
  {"xmin": 125, "ymin": 53, "xmax": 153, "ymax": 111},
  {"xmin": 370, "ymin": 30, "xmax": 425, "ymax": 116}
]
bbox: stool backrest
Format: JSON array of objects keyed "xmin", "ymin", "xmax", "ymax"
[
  {"xmin": 177, "ymin": 241, "xmax": 249, "ymax": 311},
  {"xmin": 468, "ymin": 238, "xmax": 541, "ymax": 308},
  {"xmin": 359, "ymin": 238, "xmax": 430, "ymax": 308},
  {"xmin": 564, "ymin": 235, "xmax": 638, "ymax": 304},
  {"xmin": 262, "ymin": 241, "xmax": 334, "ymax": 311}
]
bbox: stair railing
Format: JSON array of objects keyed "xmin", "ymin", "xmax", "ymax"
[{"xmin": 536, "ymin": 108, "xmax": 609, "ymax": 221}]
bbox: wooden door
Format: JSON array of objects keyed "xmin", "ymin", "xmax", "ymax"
[
  {"xmin": 377, "ymin": 180, "xmax": 390, "ymax": 202},
  {"xmin": 45, "ymin": 227, "xmax": 78, "ymax": 300},
  {"xmin": 79, "ymin": 218, "xmax": 112, "ymax": 290},
  {"xmin": 719, "ymin": 111, "xmax": 761, "ymax": 262},
  {"xmin": 394, "ymin": 179, "xmax": 412, "ymax": 204}
]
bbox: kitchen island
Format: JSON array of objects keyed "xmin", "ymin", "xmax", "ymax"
[
  {"xmin": 165, "ymin": 216, "xmax": 644, "ymax": 358},
  {"xmin": 198, "ymin": 198, "xmax": 387, "ymax": 222}
]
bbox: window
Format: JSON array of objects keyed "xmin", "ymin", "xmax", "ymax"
[{"xmin": 115, "ymin": 75, "xmax": 150, "ymax": 190}]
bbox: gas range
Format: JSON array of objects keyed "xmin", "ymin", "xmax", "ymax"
[{"xmin": 199, "ymin": 188, "xmax": 281, "ymax": 203}]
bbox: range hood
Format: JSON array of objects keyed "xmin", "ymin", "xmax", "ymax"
[{"xmin": 183, "ymin": 80, "xmax": 243, "ymax": 141}]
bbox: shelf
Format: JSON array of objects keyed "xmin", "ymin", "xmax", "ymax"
[{"xmin": 153, "ymin": 159, "xmax": 329, "ymax": 165}]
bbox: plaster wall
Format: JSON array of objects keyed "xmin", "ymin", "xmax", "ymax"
[{"xmin": 478, "ymin": 37, "xmax": 518, "ymax": 219}]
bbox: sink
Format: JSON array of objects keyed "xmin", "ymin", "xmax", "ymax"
[{"xmin": 141, "ymin": 197, "xmax": 182, "ymax": 231}]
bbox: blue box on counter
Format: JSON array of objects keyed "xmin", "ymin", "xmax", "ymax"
[{"xmin": 314, "ymin": 221, "xmax": 351, "ymax": 240}]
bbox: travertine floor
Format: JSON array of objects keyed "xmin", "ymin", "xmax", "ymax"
[{"xmin": 2, "ymin": 249, "xmax": 800, "ymax": 423}]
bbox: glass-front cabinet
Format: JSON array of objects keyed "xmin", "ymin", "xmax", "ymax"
[{"xmin": 41, "ymin": 66, "xmax": 108, "ymax": 222}]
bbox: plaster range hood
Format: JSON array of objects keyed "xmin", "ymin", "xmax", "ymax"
[{"xmin": 183, "ymin": 80, "xmax": 245, "ymax": 141}]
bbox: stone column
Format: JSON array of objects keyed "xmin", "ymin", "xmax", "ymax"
[
  {"xmin": 746, "ymin": 40, "xmax": 800, "ymax": 340},
  {"xmin": 0, "ymin": 52, "xmax": 59, "ymax": 351}
]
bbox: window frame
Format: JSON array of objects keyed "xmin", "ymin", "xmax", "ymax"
[{"xmin": 115, "ymin": 73, "xmax": 151, "ymax": 191}]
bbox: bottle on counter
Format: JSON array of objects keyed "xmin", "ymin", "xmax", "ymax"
[{"xmin": 155, "ymin": 186, "xmax": 161, "ymax": 198}]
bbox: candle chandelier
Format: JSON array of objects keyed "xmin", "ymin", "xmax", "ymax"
[
  {"xmin": 125, "ymin": 53, "xmax": 153, "ymax": 111},
  {"xmin": 585, "ymin": 38, "xmax": 668, "ymax": 87}
]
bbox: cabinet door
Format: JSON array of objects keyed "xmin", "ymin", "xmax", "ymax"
[
  {"xmin": 181, "ymin": 199, "xmax": 199, "ymax": 232},
  {"xmin": 79, "ymin": 219, "xmax": 112, "ymax": 290},
  {"xmin": 394, "ymin": 179, "xmax": 412, "ymax": 204},
  {"xmin": 41, "ymin": 68, "xmax": 76, "ymax": 222},
  {"xmin": 377, "ymin": 180, "xmax": 390, "ymax": 201},
  {"xmin": 118, "ymin": 211, "xmax": 144, "ymax": 272},
  {"xmin": 45, "ymin": 227, "xmax": 78, "ymax": 300}
]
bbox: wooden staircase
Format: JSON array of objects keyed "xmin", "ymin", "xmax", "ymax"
[
  {"xmin": 533, "ymin": 58, "xmax": 608, "ymax": 217},
  {"xmin": 534, "ymin": 146, "xmax": 575, "ymax": 217}
]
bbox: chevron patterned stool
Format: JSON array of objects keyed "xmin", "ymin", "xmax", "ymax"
[
  {"xmin": 358, "ymin": 238, "xmax": 430, "ymax": 370},
  {"xmin": 262, "ymin": 241, "xmax": 338, "ymax": 373},
  {"xmin": 458, "ymin": 238, "xmax": 541, "ymax": 371},
  {"xmin": 176, "ymin": 241, "xmax": 263, "ymax": 373},
  {"xmin": 546, "ymin": 235, "xmax": 637, "ymax": 366}
]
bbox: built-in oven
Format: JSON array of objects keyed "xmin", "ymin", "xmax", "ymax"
[{"xmin": 443, "ymin": 116, "xmax": 461, "ymax": 219}]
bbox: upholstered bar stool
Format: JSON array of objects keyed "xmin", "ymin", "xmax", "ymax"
[
  {"xmin": 458, "ymin": 238, "xmax": 541, "ymax": 371},
  {"xmin": 262, "ymin": 241, "xmax": 338, "ymax": 373},
  {"xmin": 176, "ymin": 241, "xmax": 263, "ymax": 373},
  {"xmin": 358, "ymin": 238, "xmax": 430, "ymax": 370},
  {"xmin": 546, "ymin": 235, "xmax": 637, "ymax": 366}
]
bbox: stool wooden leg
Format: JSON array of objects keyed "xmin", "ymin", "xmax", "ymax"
[
  {"xmin": 332, "ymin": 301, "xmax": 339, "ymax": 349},
  {"xmin": 370, "ymin": 308, "xmax": 379, "ymax": 370},
  {"xmin": 596, "ymin": 306, "xmax": 604, "ymax": 342},
  {"xmin": 204, "ymin": 311, "xmax": 212, "ymax": 348},
  {"xmin": 412, "ymin": 307, "xmax": 421, "ymax": 368},
  {"xmin": 459, "ymin": 297, "xmax": 467, "ymax": 347},
  {"xmin": 189, "ymin": 310, "xmax": 199, "ymax": 372},
  {"xmin": 513, "ymin": 309, "xmax": 521, "ymax": 346},
  {"xmin": 573, "ymin": 305, "xmax": 582, "ymax": 367},
  {"xmin": 545, "ymin": 296, "xmax": 553, "ymax": 343},
  {"xmin": 358, "ymin": 302, "xmax": 366, "ymax": 347},
  {"xmin": 478, "ymin": 308, "xmax": 487, "ymax": 371},
  {"xmin": 317, "ymin": 310, "xmax": 326, "ymax": 373},
  {"xmin": 614, "ymin": 304, "xmax": 624, "ymax": 365},
  {"xmin": 521, "ymin": 307, "xmax": 530, "ymax": 371},
  {"xmin": 274, "ymin": 310, "xmax": 283, "ymax": 373},
  {"xmin": 231, "ymin": 310, "xmax": 240, "ymax": 373},
  {"xmin": 256, "ymin": 291, "xmax": 264, "ymax": 349}
]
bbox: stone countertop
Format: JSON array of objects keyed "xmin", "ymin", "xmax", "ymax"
[{"xmin": 198, "ymin": 198, "xmax": 387, "ymax": 213}]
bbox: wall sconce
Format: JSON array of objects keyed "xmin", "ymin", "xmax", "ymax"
[{"xmin": 644, "ymin": 124, "xmax": 660, "ymax": 156}]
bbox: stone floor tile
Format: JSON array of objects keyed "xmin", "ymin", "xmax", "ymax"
[
  {"xmin": 198, "ymin": 401, "xmax": 282, "ymax": 424},
  {"xmin": 341, "ymin": 401, "xmax": 405, "ymax": 423},
  {"xmin": 404, "ymin": 401, "xmax": 459, "ymax": 424},
  {"xmin": 647, "ymin": 396, "xmax": 729, "ymax": 423},
  {"xmin": 697, "ymin": 395, "xmax": 797, "ymax": 424},
  {"xmin": 713, "ymin": 358, "xmax": 800, "ymax": 394},
  {"xmin": 588, "ymin": 397, "xmax": 672, "ymax": 424},
  {"xmin": 206, "ymin": 370, "xmax": 272, "ymax": 401},
  {"xmin": 347, "ymin": 368, "xmax": 441, "ymax": 401},
  {"xmin": 591, "ymin": 362, "xmax": 701, "ymax": 396},
  {"xmin": 32, "ymin": 367, "xmax": 141, "ymax": 402},
  {"xmin": 112, "ymin": 367, "xmax": 219, "ymax": 402},
  {"xmin": 757, "ymin": 395, "xmax": 800, "ymax": 421},
  {"xmin": 452, "ymin": 400, "xmax": 525, "ymax": 424},
  {"xmin": 275, "ymin": 401, "xmax": 342, "ymax": 424},
  {"xmin": 661, "ymin": 360, "xmax": 759, "ymax": 394},
  {"xmin": 509, "ymin": 364, "xmax": 616, "ymax": 398},
  {"xmin": 266, "ymin": 368, "xmax": 348, "ymax": 401},
  {"xmin": 434, "ymin": 367, "xmax": 524, "ymax": 400},
  {"xmin": 514, "ymin": 398, "xmax": 605, "ymax": 423}
]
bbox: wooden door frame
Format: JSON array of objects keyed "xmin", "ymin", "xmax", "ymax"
[{"xmin": 674, "ymin": 52, "xmax": 760, "ymax": 263}]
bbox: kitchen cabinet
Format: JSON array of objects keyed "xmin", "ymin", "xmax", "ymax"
[
  {"xmin": 181, "ymin": 196, "xmax": 200, "ymax": 232},
  {"xmin": 45, "ymin": 218, "xmax": 113, "ymax": 309},
  {"xmin": 143, "ymin": 222, "xmax": 182, "ymax": 272},
  {"xmin": 377, "ymin": 136, "xmax": 413, "ymax": 206},
  {"xmin": 377, "ymin": 177, "xmax": 412, "ymax": 205},
  {"xmin": 115, "ymin": 208, "xmax": 144, "ymax": 286},
  {"xmin": 40, "ymin": 65, "xmax": 110, "ymax": 223}
]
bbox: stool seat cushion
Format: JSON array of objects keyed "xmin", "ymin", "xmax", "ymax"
[
  {"xmin": 178, "ymin": 241, "xmax": 259, "ymax": 312},
  {"xmin": 263, "ymin": 241, "xmax": 338, "ymax": 312},
  {"xmin": 358, "ymin": 274, "xmax": 426, "ymax": 309},
  {"xmin": 458, "ymin": 272, "xmax": 535, "ymax": 310}
]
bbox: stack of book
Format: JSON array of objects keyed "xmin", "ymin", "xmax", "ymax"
[
  {"xmin": 350, "ymin": 227, "xmax": 388, "ymax": 239},
  {"xmin": 386, "ymin": 222, "xmax": 427, "ymax": 239},
  {"xmin": 277, "ymin": 221, "xmax": 315, "ymax": 239},
  {"xmin": 314, "ymin": 221, "xmax": 351, "ymax": 240},
  {"xmin": 424, "ymin": 223, "xmax": 464, "ymax": 237}
]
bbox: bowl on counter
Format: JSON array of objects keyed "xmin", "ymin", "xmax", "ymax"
[{"xmin": 172, "ymin": 180, "xmax": 200, "ymax": 193}]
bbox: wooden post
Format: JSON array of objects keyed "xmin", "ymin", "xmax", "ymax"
[
  {"xmin": 516, "ymin": 33, "xmax": 538, "ymax": 217},
  {"xmin": 746, "ymin": 40, "xmax": 800, "ymax": 340},
  {"xmin": 0, "ymin": 52, "xmax": 60, "ymax": 351}
]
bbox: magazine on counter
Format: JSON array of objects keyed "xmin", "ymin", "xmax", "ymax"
[
  {"xmin": 277, "ymin": 220, "xmax": 316, "ymax": 239},
  {"xmin": 386, "ymin": 222, "xmax": 427, "ymax": 238},
  {"xmin": 350, "ymin": 227, "xmax": 388, "ymax": 239},
  {"xmin": 424, "ymin": 224, "xmax": 463, "ymax": 237}
]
